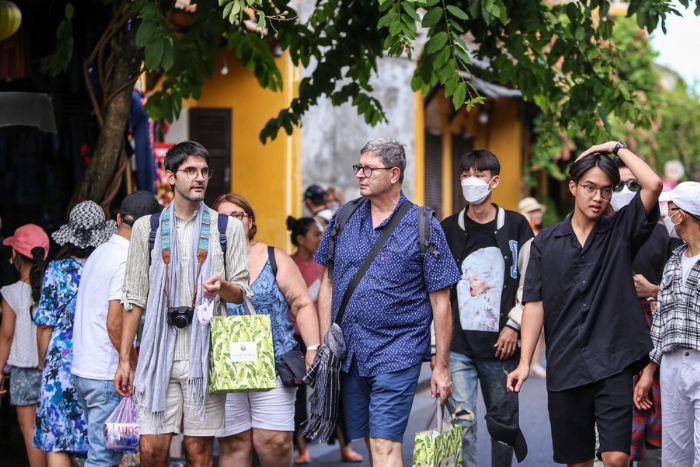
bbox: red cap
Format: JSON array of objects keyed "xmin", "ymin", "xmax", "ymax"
[{"xmin": 3, "ymin": 224, "xmax": 50, "ymax": 260}]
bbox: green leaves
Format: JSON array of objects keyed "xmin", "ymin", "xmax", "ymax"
[
  {"xmin": 136, "ymin": 3, "xmax": 178, "ymax": 72},
  {"xmin": 40, "ymin": 3, "xmax": 75, "ymax": 76}
]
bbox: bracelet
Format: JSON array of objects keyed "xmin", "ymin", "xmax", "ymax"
[{"xmin": 306, "ymin": 344, "xmax": 320, "ymax": 351}]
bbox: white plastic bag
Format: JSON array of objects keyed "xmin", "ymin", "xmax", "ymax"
[{"xmin": 103, "ymin": 395, "xmax": 139, "ymax": 451}]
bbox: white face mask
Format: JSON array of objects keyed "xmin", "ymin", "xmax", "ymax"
[
  {"xmin": 462, "ymin": 177, "xmax": 493, "ymax": 205},
  {"xmin": 610, "ymin": 186, "xmax": 636, "ymax": 211},
  {"xmin": 664, "ymin": 211, "xmax": 681, "ymax": 239}
]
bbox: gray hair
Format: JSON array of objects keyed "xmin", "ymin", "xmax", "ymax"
[{"xmin": 360, "ymin": 138, "xmax": 407, "ymax": 183}]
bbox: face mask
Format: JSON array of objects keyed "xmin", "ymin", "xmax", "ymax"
[
  {"xmin": 329, "ymin": 201, "xmax": 340, "ymax": 212},
  {"xmin": 610, "ymin": 186, "xmax": 636, "ymax": 211},
  {"xmin": 664, "ymin": 211, "xmax": 681, "ymax": 239},
  {"xmin": 462, "ymin": 177, "xmax": 493, "ymax": 205}
]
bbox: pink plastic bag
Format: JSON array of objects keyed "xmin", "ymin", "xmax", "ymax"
[{"xmin": 103, "ymin": 395, "xmax": 139, "ymax": 451}]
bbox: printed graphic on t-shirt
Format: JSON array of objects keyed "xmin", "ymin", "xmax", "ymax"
[{"xmin": 457, "ymin": 247, "xmax": 504, "ymax": 332}]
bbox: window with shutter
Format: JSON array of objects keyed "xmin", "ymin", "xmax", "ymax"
[
  {"xmin": 424, "ymin": 131, "xmax": 443, "ymax": 219},
  {"xmin": 188, "ymin": 108, "xmax": 232, "ymax": 206}
]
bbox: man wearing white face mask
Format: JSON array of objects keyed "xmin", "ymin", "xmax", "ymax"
[
  {"xmin": 609, "ymin": 159, "xmax": 682, "ymax": 466},
  {"xmin": 440, "ymin": 149, "xmax": 534, "ymax": 467},
  {"xmin": 634, "ymin": 181, "xmax": 700, "ymax": 466}
]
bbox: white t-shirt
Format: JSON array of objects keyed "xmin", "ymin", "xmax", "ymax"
[
  {"xmin": 71, "ymin": 234, "xmax": 129, "ymax": 380},
  {"xmin": 0, "ymin": 281, "xmax": 38, "ymax": 368},
  {"xmin": 681, "ymin": 251, "xmax": 700, "ymax": 288}
]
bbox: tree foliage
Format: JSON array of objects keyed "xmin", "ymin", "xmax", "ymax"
[{"xmin": 38, "ymin": 0, "xmax": 700, "ymax": 207}]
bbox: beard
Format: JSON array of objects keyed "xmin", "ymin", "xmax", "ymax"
[{"xmin": 175, "ymin": 183, "xmax": 206, "ymax": 202}]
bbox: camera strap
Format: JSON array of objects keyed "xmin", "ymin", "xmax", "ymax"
[{"xmin": 161, "ymin": 207, "xmax": 211, "ymax": 310}]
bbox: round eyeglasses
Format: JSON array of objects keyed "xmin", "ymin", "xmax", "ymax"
[
  {"xmin": 578, "ymin": 183, "xmax": 613, "ymax": 200},
  {"xmin": 614, "ymin": 180, "xmax": 641, "ymax": 193},
  {"xmin": 177, "ymin": 167, "xmax": 214, "ymax": 180}
]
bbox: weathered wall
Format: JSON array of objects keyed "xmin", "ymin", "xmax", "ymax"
[{"xmin": 300, "ymin": 56, "xmax": 417, "ymax": 207}]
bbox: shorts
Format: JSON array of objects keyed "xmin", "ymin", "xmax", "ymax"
[
  {"xmin": 138, "ymin": 360, "xmax": 226, "ymax": 436},
  {"xmin": 10, "ymin": 367, "xmax": 41, "ymax": 406},
  {"xmin": 341, "ymin": 358, "xmax": 422, "ymax": 442},
  {"xmin": 219, "ymin": 378, "xmax": 297, "ymax": 437},
  {"xmin": 548, "ymin": 368, "xmax": 634, "ymax": 464}
]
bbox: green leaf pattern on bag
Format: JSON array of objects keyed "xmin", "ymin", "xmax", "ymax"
[
  {"xmin": 412, "ymin": 422, "xmax": 462, "ymax": 467},
  {"xmin": 208, "ymin": 315, "xmax": 276, "ymax": 393}
]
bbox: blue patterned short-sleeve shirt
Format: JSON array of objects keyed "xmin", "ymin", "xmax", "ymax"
[{"xmin": 315, "ymin": 192, "xmax": 460, "ymax": 377}]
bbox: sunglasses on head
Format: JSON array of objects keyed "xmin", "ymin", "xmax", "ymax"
[{"xmin": 614, "ymin": 179, "xmax": 641, "ymax": 193}]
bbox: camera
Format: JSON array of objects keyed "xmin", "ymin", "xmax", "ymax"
[{"xmin": 167, "ymin": 306, "xmax": 194, "ymax": 328}]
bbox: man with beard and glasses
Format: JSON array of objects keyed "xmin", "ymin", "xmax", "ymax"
[
  {"xmin": 508, "ymin": 141, "xmax": 663, "ymax": 467},
  {"xmin": 114, "ymin": 141, "xmax": 251, "ymax": 467}
]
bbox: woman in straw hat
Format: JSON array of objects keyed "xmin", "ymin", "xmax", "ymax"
[{"xmin": 32, "ymin": 201, "xmax": 116, "ymax": 467}]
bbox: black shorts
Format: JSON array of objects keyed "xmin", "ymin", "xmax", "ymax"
[{"xmin": 547, "ymin": 368, "xmax": 633, "ymax": 464}]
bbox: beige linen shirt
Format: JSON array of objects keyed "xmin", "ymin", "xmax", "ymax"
[{"xmin": 122, "ymin": 206, "xmax": 251, "ymax": 361}]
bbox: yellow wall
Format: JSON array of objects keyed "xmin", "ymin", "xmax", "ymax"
[
  {"xmin": 417, "ymin": 93, "xmax": 525, "ymax": 216},
  {"xmin": 185, "ymin": 51, "xmax": 300, "ymax": 251}
]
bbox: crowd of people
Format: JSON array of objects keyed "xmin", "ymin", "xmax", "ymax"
[{"xmin": 0, "ymin": 137, "xmax": 698, "ymax": 467}]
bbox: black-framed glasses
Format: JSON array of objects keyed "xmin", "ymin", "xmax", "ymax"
[
  {"xmin": 614, "ymin": 179, "xmax": 641, "ymax": 193},
  {"xmin": 352, "ymin": 164, "xmax": 396, "ymax": 177},
  {"xmin": 578, "ymin": 183, "xmax": 614, "ymax": 200},
  {"xmin": 229, "ymin": 212, "xmax": 249, "ymax": 221},
  {"xmin": 177, "ymin": 167, "xmax": 214, "ymax": 180}
]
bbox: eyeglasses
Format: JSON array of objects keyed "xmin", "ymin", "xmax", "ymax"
[
  {"xmin": 352, "ymin": 165, "xmax": 396, "ymax": 178},
  {"xmin": 578, "ymin": 183, "xmax": 613, "ymax": 200},
  {"xmin": 229, "ymin": 212, "xmax": 249, "ymax": 221},
  {"xmin": 614, "ymin": 179, "xmax": 641, "ymax": 193},
  {"xmin": 177, "ymin": 167, "xmax": 214, "ymax": 180}
]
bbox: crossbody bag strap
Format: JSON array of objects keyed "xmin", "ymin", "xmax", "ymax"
[{"xmin": 334, "ymin": 200, "xmax": 413, "ymax": 327}]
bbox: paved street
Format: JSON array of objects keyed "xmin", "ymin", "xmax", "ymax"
[{"xmin": 304, "ymin": 373, "xmax": 555, "ymax": 467}]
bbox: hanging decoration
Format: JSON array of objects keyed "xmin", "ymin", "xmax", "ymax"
[{"xmin": 0, "ymin": 0, "xmax": 21, "ymax": 41}]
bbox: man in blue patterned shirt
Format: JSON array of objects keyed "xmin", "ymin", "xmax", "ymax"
[{"xmin": 315, "ymin": 138, "xmax": 461, "ymax": 467}]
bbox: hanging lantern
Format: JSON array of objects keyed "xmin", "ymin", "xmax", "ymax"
[{"xmin": 0, "ymin": 0, "xmax": 22, "ymax": 42}]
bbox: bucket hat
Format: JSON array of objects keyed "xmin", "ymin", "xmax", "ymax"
[{"xmin": 51, "ymin": 201, "xmax": 117, "ymax": 248}]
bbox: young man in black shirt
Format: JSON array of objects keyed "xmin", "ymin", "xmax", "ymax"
[
  {"xmin": 508, "ymin": 141, "xmax": 663, "ymax": 467},
  {"xmin": 441, "ymin": 150, "xmax": 534, "ymax": 467}
]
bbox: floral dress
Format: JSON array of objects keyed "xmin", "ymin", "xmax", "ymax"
[
  {"xmin": 226, "ymin": 258, "xmax": 298, "ymax": 358},
  {"xmin": 33, "ymin": 258, "xmax": 89, "ymax": 454}
]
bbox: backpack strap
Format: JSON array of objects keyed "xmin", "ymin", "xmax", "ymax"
[
  {"xmin": 268, "ymin": 245, "xmax": 277, "ymax": 277},
  {"xmin": 417, "ymin": 206, "xmax": 439, "ymax": 261},
  {"xmin": 327, "ymin": 197, "xmax": 364, "ymax": 281},
  {"xmin": 218, "ymin": 213, "xmax": 229, "ymax": 270},
  {"xmin": 148, "ymin": 212, "xmax": 162, "ymax": 265},
  {"xmin": 149, "ymin": 211, "xmax": 229, "ymax": 267}
]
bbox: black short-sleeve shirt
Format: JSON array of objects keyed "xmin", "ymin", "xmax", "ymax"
[
  {"xmin": 633, "ymin": 223, "xmax": 684, "ymax": 290},
  {"xmin": 523, "ymin": 192, "xmax": 659, "ymax": 391}
]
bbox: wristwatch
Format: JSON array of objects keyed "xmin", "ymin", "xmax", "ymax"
[{"xmin": 612, "ymin": 141, "xmax": 627, "ymax": 156}]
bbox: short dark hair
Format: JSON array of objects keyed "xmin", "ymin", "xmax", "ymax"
[
  {"xmin": 569, "ymin": 153, "xmax": 620, "ymax": 187},
  {"xmin": 613, "ymin": 155, "xmax": 627, "ymax": 169},
  {"xmin": 165, "ymin": 141, "xmax": 210, "ymax": 172},
  {"xmin": 459, "ymin": 150, "xmax": 501, "ymax": 176},
  {"xmin": 286, "ymin": 216, "xmax": 317, "ymax": 247}
]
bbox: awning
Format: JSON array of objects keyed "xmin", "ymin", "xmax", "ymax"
[{"xmin": 0, "ymin": 92, "xmax": 58, "ymax": 133}]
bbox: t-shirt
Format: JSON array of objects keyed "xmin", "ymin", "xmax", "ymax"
[
  {"xmin": 71, "ymin": 234, "xmax": 129, "ymax": 380},
  {"xmin": 290, "ymin": 255, "xmax": 324, "ymax": 335},
  {"xmin": 451, "ymin": 216, "xmax": 505, "ymax": 356},
  {"xmin": 0, "ymin": 281, "xmax": 38, "ymax": 368},
  {"xmin": 632, "ymin": 222, "xmax": 684, "ymax": 292},
  {"xmin": 681, "ymin": 251, "xmax": 700, "ymax": 288}
]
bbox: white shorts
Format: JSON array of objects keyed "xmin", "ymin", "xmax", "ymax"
[
  {"xmin": 139, "ymin": 360, "xmax": 226, "ymax": 437},
  {"xmin": 219, "ymin": 379, "xmax": 297, "ymax": 436}
]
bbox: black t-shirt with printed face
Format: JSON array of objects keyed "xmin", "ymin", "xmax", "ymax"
[{"xmin": 450, "ymin": 213, "xmax": 506, "ymax": 358}]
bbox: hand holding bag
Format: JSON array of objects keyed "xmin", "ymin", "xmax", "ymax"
[
  {"xmin": 208, "ymin": 295, "xmax": 277, "ymax": 393},
  {"xmin": 412, "ymin": 399, "xmax": 463, "ymax": 467}
]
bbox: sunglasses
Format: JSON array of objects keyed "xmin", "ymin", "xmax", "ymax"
[{"xmin": 614, "ymin": 180, "xmax": 641, "ymax": 193}]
